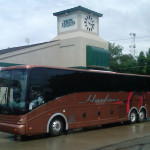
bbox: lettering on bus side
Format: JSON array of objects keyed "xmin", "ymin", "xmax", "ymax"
[{"xmin": 79, "ymin": 94, "xmax": 120, "ymax": 104}]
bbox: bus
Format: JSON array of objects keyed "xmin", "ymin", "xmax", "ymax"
[{"xmin": 0, "ymin": 65, "xmax": 150, "ymax": 137}]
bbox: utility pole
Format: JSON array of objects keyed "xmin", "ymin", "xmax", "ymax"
[{"xmin": 129, "ymin": 33, "xmax": 136, "ymax": 57}]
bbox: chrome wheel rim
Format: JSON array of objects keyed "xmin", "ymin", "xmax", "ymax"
[
  {"xmin": 52, "ymin": 120, "xmax": 61, "ymax": 133},
  {"xmin": 139, "ymin": 112, "xmax": 144, "ymax": 120},
  {"xmin": 131, "ymin": 113, "xmax": 136, "ymax": 122}
]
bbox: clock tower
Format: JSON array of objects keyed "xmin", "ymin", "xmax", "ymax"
[
  {"xmin": 53, "ymin": 6, "xmax": 109, "ymax": 69},
  {"xmin": 53, "ymin": 6, "xmax": 102, "ymax": 35},
  {"xmin": 0, "ymin": 6, "xmax": 109, "ymax": 70}
]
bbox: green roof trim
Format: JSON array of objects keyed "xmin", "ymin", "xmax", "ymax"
[
  {"xmin": 53, "ymin": 6, "xmax": 103, "ymax": 17},
  {"xmin": 86, "ymin": 46, "xmax": 110, "ymax": 68},
  {"xmin": 0, "ymin": 62, "xmax": 23, "ymax": 67},
  {"xmin": 69, "ymin": 66, "xmax": 88, "ymax": 70},
  {"xmin": 69, "ymin": 66, "xmax": 109, "ymax": 71}
]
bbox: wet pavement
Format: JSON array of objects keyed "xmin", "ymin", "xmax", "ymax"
[
  {"xmin": 0, "ymin": 121, "xmax": 150, "ymax": 150},
  {"xmin": 96, "ymin": 135, "xmax": 150, "ymax": 150}
]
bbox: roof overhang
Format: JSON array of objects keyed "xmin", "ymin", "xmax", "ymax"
[{"xmin": 53, "ymin": 6, "xmax": 103, "ymax": 17}]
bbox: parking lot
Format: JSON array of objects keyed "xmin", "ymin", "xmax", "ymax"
[{"xmin": 1, "ymin": 120, "xmax": 150, "ymax": 150}]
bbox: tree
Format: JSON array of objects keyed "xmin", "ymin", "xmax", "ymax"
[
  {"xmin": 118, "ymin": 54, "xmax": 137, "ymax": 73},
  {"xmin": 108, "ymin": 43, "xmax": 122, "ymax": 59},
  {"xmin": 109, "ymin": 42, "xmax": 150, "ymax": 75},
  {"xmin": 108, "ymin": 43, "xmax": 136, "ymax": 73},
  {"xmin": 108, "ymin": 43, "xmax": 123, "ymax": 72},
  {"xmin": 137, "ymin": 51, "xmax": 146, "ymax": 74},
  {"xmin": 145, "ymin": 48, "xmax": 150, "ymax": 75}
]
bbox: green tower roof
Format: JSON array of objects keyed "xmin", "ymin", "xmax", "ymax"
[{"xmin": 53, "ymin": 6, "xmax": 103, "ymax": 17}]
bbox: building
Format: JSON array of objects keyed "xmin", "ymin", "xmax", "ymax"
[{"xmin": 0, "ymin": 6, "xmax": 109, "ymax": 69}]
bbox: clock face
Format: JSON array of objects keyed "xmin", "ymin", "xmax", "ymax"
[
  {"xmin": 84, "ymin": 16, "xmax": 95, "ymax": 31},
  {"xmin": 81, "ymin": 14, "xmax": 98, "ymax": 33}
]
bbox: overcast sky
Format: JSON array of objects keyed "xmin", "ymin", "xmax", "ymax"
[{"xmin": 0, "ymin": 0, "xmax": 150, "ymax": 56}]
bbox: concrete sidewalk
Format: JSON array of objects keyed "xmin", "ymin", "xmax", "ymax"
[{"xmin": 96, "ymin": 135, "xmax": 150, "ymax": 150}]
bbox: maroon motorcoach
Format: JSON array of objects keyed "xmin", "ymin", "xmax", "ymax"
[{"xmin": 0, "ymin": 65, "xmax": 150, "ymax": 137}]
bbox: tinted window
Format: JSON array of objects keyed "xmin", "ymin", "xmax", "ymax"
[
  {"xmin": 28, "ymin": 67, "xmax": 150, "ymax": 111},
  {"xmin": 29, "ymin": 68, "xmax": 75, "ymax": 110}
]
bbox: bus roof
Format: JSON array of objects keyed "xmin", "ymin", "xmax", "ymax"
[{"xmin": 1, "ymin": 65, "xmax": 150, "ymax": 78}]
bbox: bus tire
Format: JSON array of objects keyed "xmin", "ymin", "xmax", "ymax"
[
  {"xmin": 138, "ymin": 110, "xmax": 146, "ymax": 123},
  {"xmin": 49, "ymin": 117, "xmax": 64, "ymax": 136},
  {"xmin": 129, "ymin": 110, "xmax": 137, "ymax": 124}
]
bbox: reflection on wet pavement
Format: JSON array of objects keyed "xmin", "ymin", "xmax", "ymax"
[{"xmin": 1, "ymin": 121, "xmax": 150, "ymax": 150}]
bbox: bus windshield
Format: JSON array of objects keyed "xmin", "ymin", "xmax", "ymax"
[{"xmin": 0, "ymin": 69, "xmax": 27, "ymax": 115}]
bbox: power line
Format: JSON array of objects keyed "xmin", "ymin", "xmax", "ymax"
[
  {"xmin": 109, "ymin": 38, "xmax": 132, "ymax": 41},
  {"xmin": 109, "ymin": 40, "xmax": 150, "ymax": 44},
  {"xmin": 117, "ymin": 65, "xmax": 150, "ymax": 70},
  {"xmin": 136, "ymin": 39, "xmax": 150, "ymax": 42},
  {"xmin": 136, "ymin": 36, "xmax": 150, "ymax": 39},
  {"xmin": 109, "ymin": 35, "xmax": 150, "ymax": 42}
]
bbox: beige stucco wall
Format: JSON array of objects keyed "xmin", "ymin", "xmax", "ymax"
[
  {"xmin": 54, "ymin": 31, "xmax": 108, "ymax": 66},
  {"xmin": 0, "ymin": 31, "xmax": 108, "ymax": 68}
]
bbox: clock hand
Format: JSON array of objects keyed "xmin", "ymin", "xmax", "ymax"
[{"xmin": 88, "ymin": 22, "xmax": 94, "ymax": 26}]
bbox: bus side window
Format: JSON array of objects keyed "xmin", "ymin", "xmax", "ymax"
[{"xmin": 29, "ymin": 68, "xmax": 47, "ymax": 110}]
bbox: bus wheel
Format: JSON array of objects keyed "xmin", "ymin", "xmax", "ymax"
[
  {"xmin": 129, "ymin": 110, "xmax": 137, "ymax": 124},
  {"xmin": 49, "ymin": 118, "xmax": 64, "ymax": 136},
  {"xmin": 138, "ymin": 110, "xmax": 146, "ymax": 122}
]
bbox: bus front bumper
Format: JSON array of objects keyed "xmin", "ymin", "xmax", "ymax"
[{"xmin": 0, "ymin": 122, "xmax": 26, "ymax": 135}]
